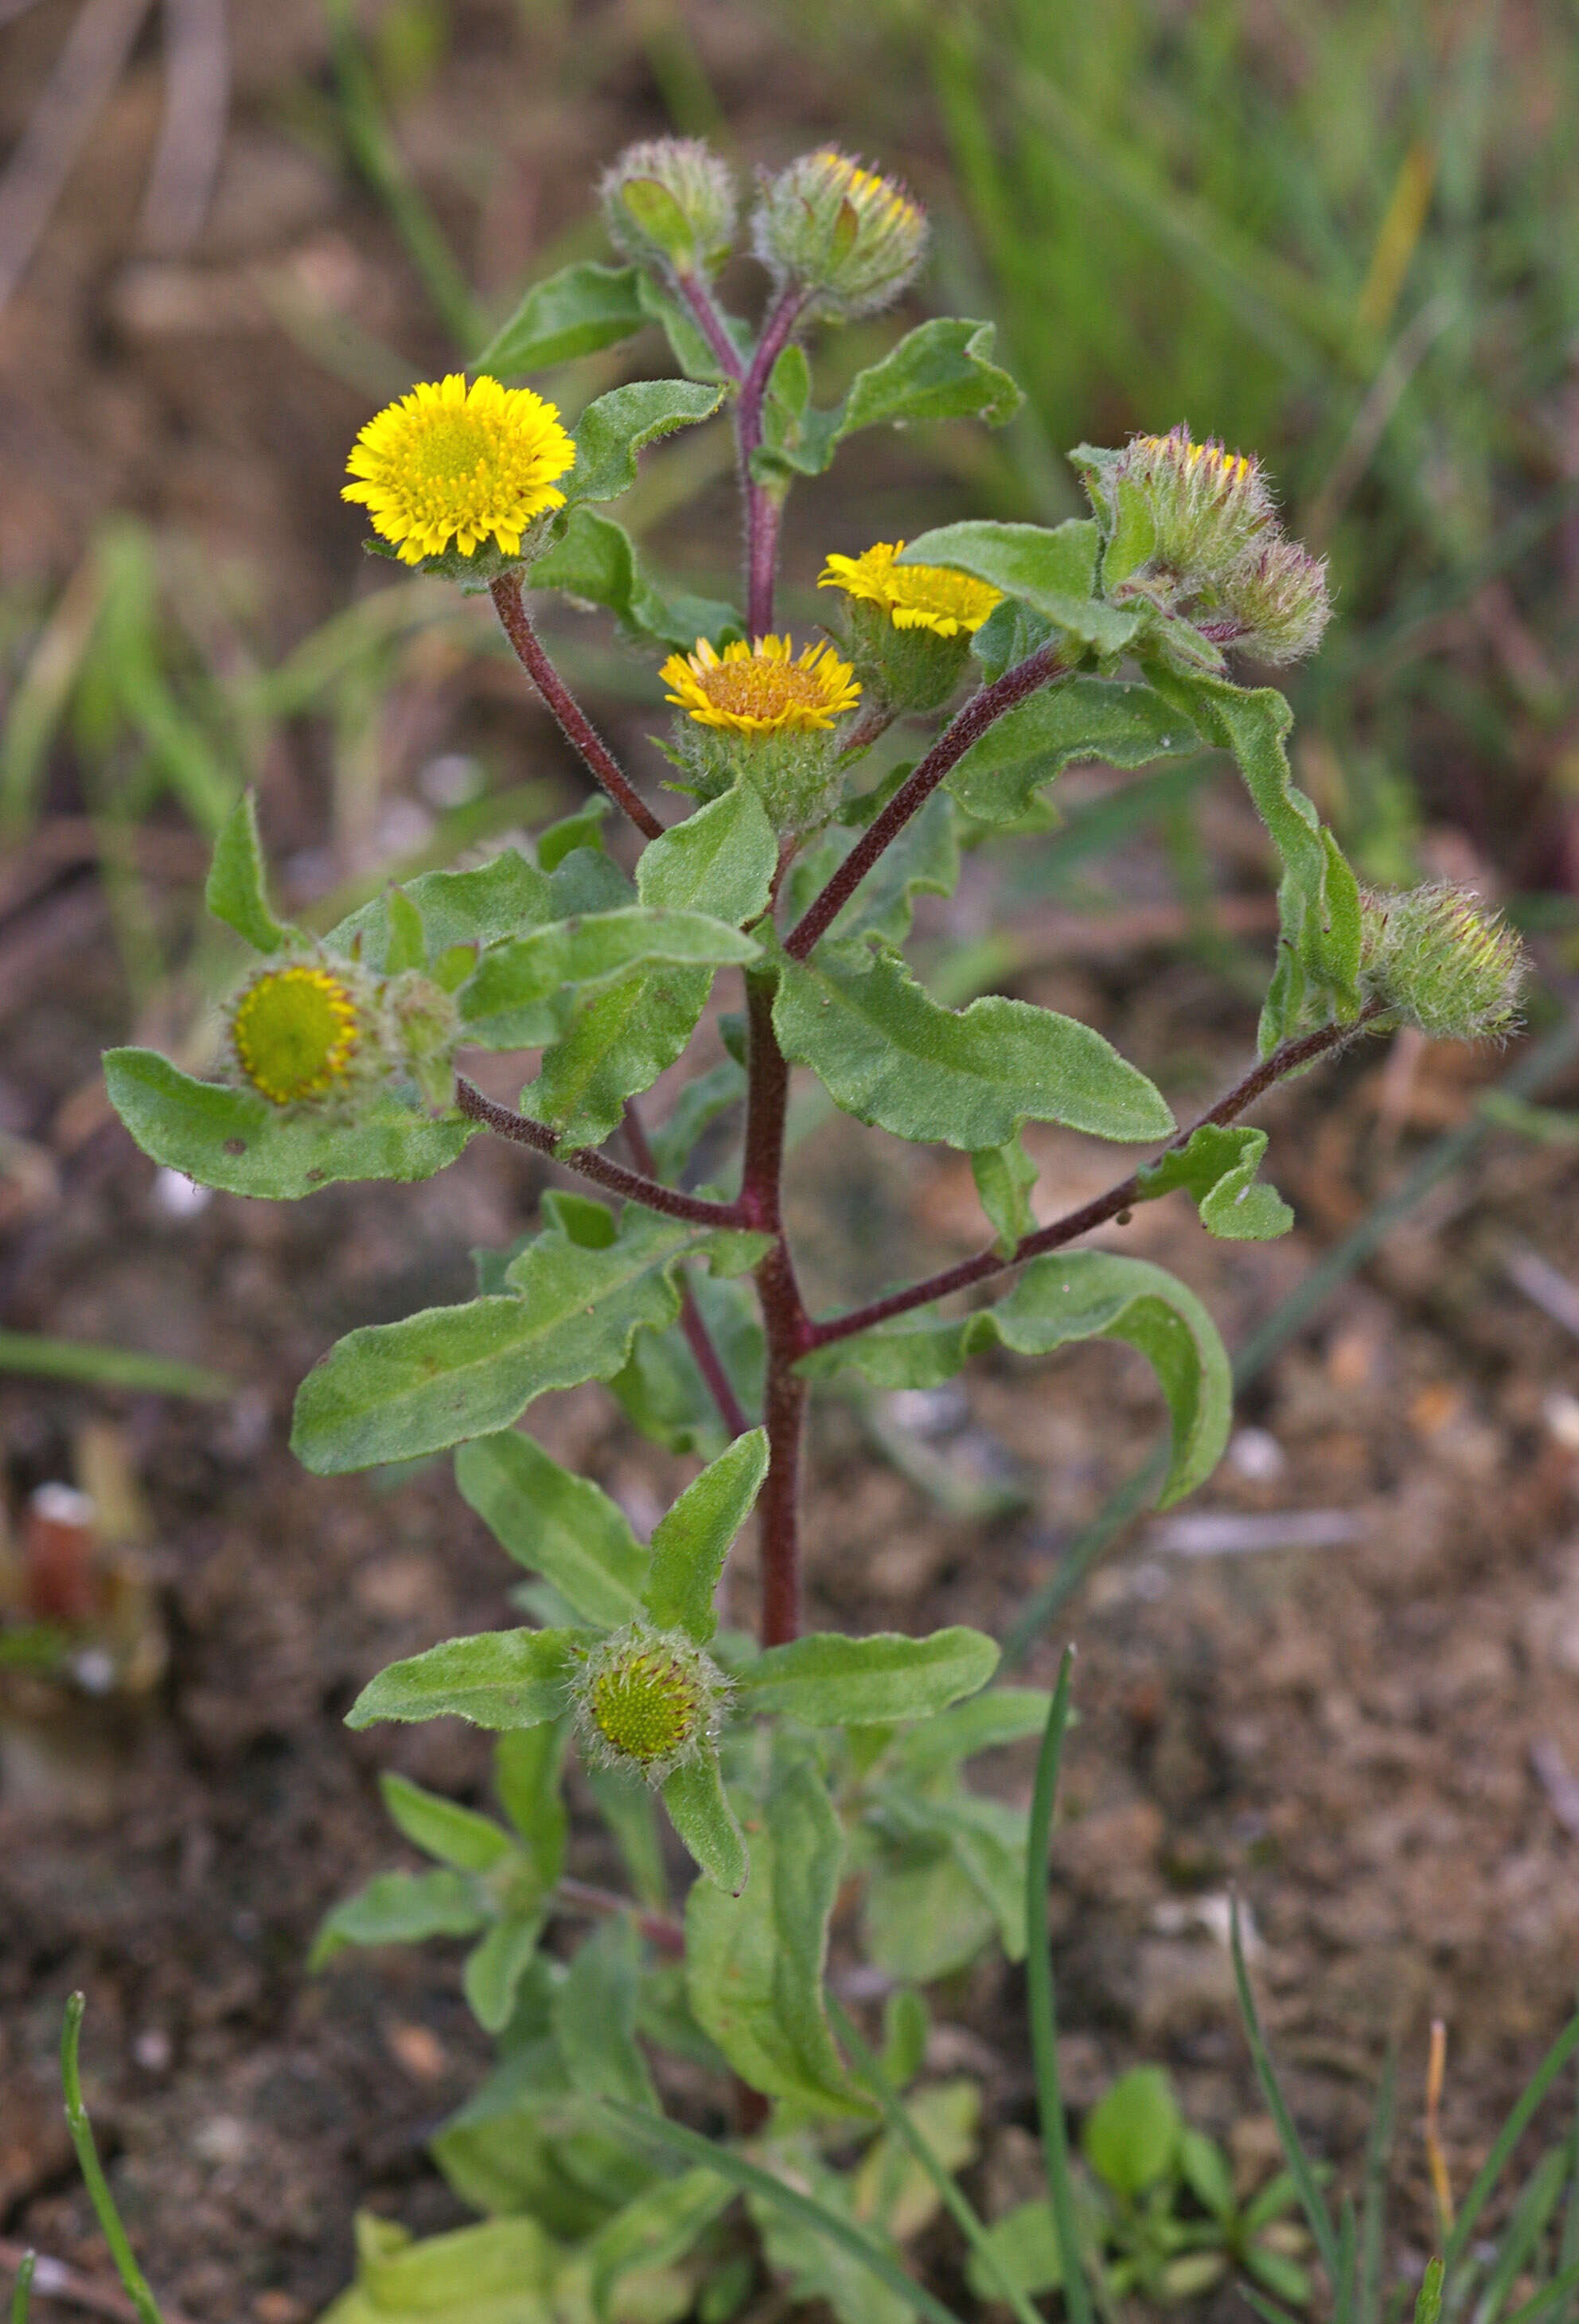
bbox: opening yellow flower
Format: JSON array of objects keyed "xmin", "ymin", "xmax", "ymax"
[
  {"xmin": 343, "ymin": 374, "xmax": 575, "ymax": 567},
  {"xmin": 819, "ymin": 541, "xmax": 1002, "ymax": 638},
  {"xmin": 232, "ymin": 963, "xmax": 363, "ymax": 1105},
  {"xmin": 660, "ymin": 635, "xmax": 861, "ymax": 736}
]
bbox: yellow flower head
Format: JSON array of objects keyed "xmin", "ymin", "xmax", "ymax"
[
  {"xmin": 818, "ymin": 541, "xmax": 1002, "ymax": 638},
  {"xmin": 343, "ymin": 374, "xmax": 575, "ymax": 567},
  {"xmin": 232, "ymin": 962, "xmax": 364, "ymax": 1105},
  {"xmin": 660, "ymin": 634, "xmax": 861, "ymax": 737},
  {"xmin": 574, "ymin": 1624, "xmax": 725, "ymax": 1786}
]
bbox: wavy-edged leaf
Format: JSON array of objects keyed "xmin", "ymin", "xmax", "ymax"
[
  {"xmin": 801, "ymin": 1250, "xmax": 1230, "ymax": 1507},
  {"xmin": 972, "ymin": 1137, "xmax": 1038, "ymax": 1258},
  {"xmin": 324, "ymin": 848, "xmax": 551, "ymax": 973},
  {"xmin": 734, "ymin": 1628, "xmax": 999, "ymax": 1726},
  {"xmin": 458, "ymin": 907, "xmax": 758, "ymax": 1048},
  {"xmin": 757, "ymin": 318, "xmax": 1021, "ymax": 481},
  {"xmin": 644, "ymin": 1428, "xmax": 769, "ymax": 1644},
  {"xmin": 529, "ymin": 504, "xmax": 741, "ymax": 652},
  {"xmin": 860, "ymin": 1848, "xmax": 996, "ymax": 1985},
  {"xmin": 773, "ymin": 942, "xmax": 1174, "ymax": 1149},
  {"xmin": 206, "ymin": 789, "xmax": 292, "ymax": 951},
  {"xmin": 309, "ymin": 1868, "xmax": 485, "ymax": 1967},
  {"xmin": 346, "ymin": 1625, "xmax": 589, "ymax": 1731},
  {"xmin": 523, "ymin": 962, "xmax": 714, "ymax": 1152},
  {"xmin": 899, "ymin": 520, "xmax": 1143, "ymax": 657},
  {"xmin": 945, "ymin": 675, "xmax": 1199, "ymax": 825},
  {"xmin": 292, "ymin": 1205, "xmax": 769, "ymax": 1473},
  {"xmin": 636, "ymin": 785, "xmax": 777, "ymax": 926},
  {"xmin": 785, "ymin": 788, "xmax": 960, "ymax": 949},
  {"xmin": 685, "ymin": 1745, "xmax": 866, "ymax": 2112},
  {"xmin": 563, "ymin": 380, "xmax": 727, "ymax": 506},
  {"xmin": 474, "ymin": 259, "xmax": 648, "ymax": 376},
  {"xmin": 455, "ymin": 1431, "xmax": 647, "ymax": 1628},
  {"xmin": 1136, "ymin": 1123, "xmax": 1293, "ymax": 1241},
  {"xmin": 662, "ymin": 1750, "xmax": 747, "ymax": 1893},
  {"xmin": 379, "ymin": 1771, "xmax": 517, "ymax": 1872},
  {"xmin": 105, "ymin": 1048, "xmax": 472, "ymax": 1199}
]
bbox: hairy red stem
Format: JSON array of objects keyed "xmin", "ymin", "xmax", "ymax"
[
  {"xmin": 489, "ymin": 575, "xmax": 664, "ymax": 840},
  {"xmin": 735, "ymin": 287, "xmax": 809, "ymax": 638},
  {"xmin": 805, "ymin": 1006, "xmax": 1384, "ymax": 1352},
  {"xmin": 455, "ymin": 1075, "xmax": 743, "ymax": 1227},
  {"xmin": 785, "ymin": 642, "xmax": 1066, "ymax": 958},
  {"xmin": 672, "ymin": 271, "xmax": 744, "ymax": 382}
]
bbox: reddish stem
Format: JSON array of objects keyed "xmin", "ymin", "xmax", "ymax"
[
  {"xmin": 672, "ymin": 271, "xmax": 744, "ymax": 382},
  {"xmin": 735, "ymin": 287, "xmax": 809, "ymax": 638},
  {"xmin": 554, "ymin": 1875, "xmax": 685, "ymax": 1956},
  {"xmin": 805, "ymin": 1006, "xmax": 1384, "ymax": 1352},
  {"xmin": 489, "ymin": 575, "xmax": 665, "ymax": 840},
  {"xmin": 785, "ymin": 642, "xmax": 1066, "ymax": 959},
  {"xmin": 455, "ymin": 1075, "xmax": 743, "ymax": 1227}
]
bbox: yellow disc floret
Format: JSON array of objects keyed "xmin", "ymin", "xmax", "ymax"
[
  {"xmin": 818, "ymin": 542, "xmax": 1002, "ymax": 638},
  {"xmin": 575, "ymin": 1624, "xmax": 723, "ymax": 1785},
  {"xmin": 660, "ymin": 634, "xmax": 861, "ymax": 737},
  {"xmin": 343, "ymin": 374, "xmax": 575, "ymax": 567},
  {"xmin": 232, "ymin": 962, "xmax": 363, "ymax": 1105}
]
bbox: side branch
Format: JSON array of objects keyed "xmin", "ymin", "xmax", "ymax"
[
  {"xmin": 672, "ymin": 271, "xmax": 744, "ymax": 382},
  {"xmin": 805, "ymin": 1006, "xmax": 1384, "ymax": 1351},
  {"xmin": 456, "ymin": 1076, "xmax": 743, "ymax": 1226},
  {"xmin": 489, "ymin": 575, "xmax": 665, "ymax": 841},
  {"xmin": 784, "ymin": 641, "xmax": 1066, "ymax": 959}
]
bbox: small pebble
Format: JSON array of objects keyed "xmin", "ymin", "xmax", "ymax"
[
  {"xmin": 1228, "ymin": 1425, "xmax": 1285, "ymax": 1481},
  {"xmin": 153, "ymin": 1168, "xmax": 212, "ymax": 1219}
]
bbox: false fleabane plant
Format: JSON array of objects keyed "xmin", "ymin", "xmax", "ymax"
[{"xmin": 100, "ymin": 135, "xmax": 1526, "ymax": 2324}]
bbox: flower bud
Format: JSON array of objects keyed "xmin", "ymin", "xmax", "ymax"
[
  {"xmin": 599, "ymin": 138, "xmax": 737, "ymax": 279},
  {"xmin": 818, "ymin": 541, "xmax": 1001, "ymax": 715},
  {"xmin": 384, "ymin": 969, "xmax": 461, "ymax": 1110},
  {"xmin": 1111, "ymin": 426, "xmax": 1277, "ymax": 586},
  {"xmin": 658, "ymin": 634, "xmax": 861, "ymax": 833},
  {"xmin": 752, "ymin": 148, "xmax": 928, "ymax": 320},
  {"xmin": 1216, "ymin": 536, "xmax": 1331, "ymax": 665},
  {"xmin": 573, "ymin": 1623, "xmax": 727, "ymax": 1786},
  {"xmin": 228, "ymin": 956, "xmax": 376, "ymax": 1107},
  {"xmin": 1359, "ymin": 884, "xmax": 1526, "ymax": 1043}
]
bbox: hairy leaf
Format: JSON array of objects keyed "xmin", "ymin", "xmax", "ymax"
[
  {"xmin": 309, "ymin": 1869, "xmax": 485, "ymax": 1967},
  {"xmin": 295, "ymin": 1208, "xmax": 768, "ymax": 1474},
  {"xmin": 610, "ymin": 1269, "xmax": 762, "ymax": 1459},
  {"xmin": 886, "ymin": 1686, "xmax": 1054, "ymax": 1772},
  {"xmin": 206, "ymin": 789, "xmax": 291, "ymax": 951},
  {"xmin": 455, "ymin": 1431, "xmax": 647, "ymax": 1628},
  {"xmin": 523, "ymin": 963, "xmax": 715, "ymax": 1152},
  {"xmin": 734, "ymin": 1628, "xmax": 999, "ymax": 1725},
  {"xmin": 551, "ymin": 1916, "xmax": 658, "ymax": 2110},
  {"xmin": 346, "ymin": 1625, "xmax": 589, "ymax": 1731},
  {"xmin": 945, "ymin": 675, "xmax": 1199, "ymax": 825},
  {"xmin": 474, "ymin": 259, "xmax": 648, "ymax": 376},
  {"xmin": 459, "ymin": 907, "xmax": 758, "ymax": 1047},
  {"xmin": 378, "ymin": 1771, "xmax": 517, "ymax": 1873},
  {"xmin": 971, "ymin": 1137, "xmax": 1038, "ymax": 1257},
  {"xmin": 563, "ymin": 380, "xmax": 727, "ymax": 506},
  {"xmin": 773, "ymin": 942, "xmax": 1174, "ymax": 1149},
  {"xmin": 860, "ymin": 1848, "xmax": 996, "ymax": 1985},
  {"xmin": 785, "ymin": 788, "xmax": 960, "ymax": 948},
  {"xmin": 529, "ymin": 505, "xmax": 740, "ymax": 653},
  {"xmin": 899, "ymin": 520, "xmax": 1143, "ymax": 657},
  {"xmin": 661, "ymin": 1752, "xmax": 747, "ymax": 1893},
  {"xmin": 323, "ymin": 848, "xmax": 551, "ymax": 973},
  {"xmin": 801, "ymin": 1250, "xmax": 1230, "ymax": 1507},
  {"xmin": 464, "ymin": 1916, "xmax": 547, "ymax": 2036},
  {"xmin": 1136, "ymin": 1122, "xmax": 1293, "ymax": 1241},
  {"xmin": 644, "ymin": 1428, "xmax": 769, "ymax": 1644},
  {"xmin": 105, "ymin": 1049, "xmax": 472, "ymax": 1199},
  {"xmin": 757, "ymin": 319, "xmax": 1021, "ymax": 481},
  {"xmin": 636, "ymin": 785, "xmax": 777, "ymax": 927}
]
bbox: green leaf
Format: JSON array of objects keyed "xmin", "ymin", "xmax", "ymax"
[
  {"xmin": 860, "ymin": 1848, "xmax": 996, "ymax": 1984},
  {"xmin": 945, "ymin": 676, "xmax": 1199, "ymax": 826},
  {"xmin": 529, "ymin": 505, "xmax": 741, "ymax": 654},
  {"xmin": 899, "ymin": 521, "xmax": 1144, "ymax": 657},
  {"xmin": 583, "ymin": 2168, "xmax": 735, "ymax": 2321},
  {"xmin": 563, "ymin": 380, "xmax": 727, "ymax": 506},
  {"xmin": 1136, "ymin": 1123, "xmax": 1294, "ymax": 1241},
  {"xmin": 494, "ymin": 1725, "xmax": 568, "ymax": 1887},
  {"xmin": 104, "ymin": 1048, "xmax": 471, "ymax": 1200},
  {"xmin": 790, "ymin": 789, "xmax": 959, "ymax": 949},
  {"xmin": 773, "ymin": 942, "xmax": 1174, "ymax": 1150},
  {"xmin": 587, "ymin": 1763, "xmax": 669, "ymax": 1910},
  {"xmin": 661, "ymin": 1750, "xmax": 747, "ymax": 1893},
  {"xmin": 971, "ymin": 1137, "xmax": 1038, "ymax": 1257},
  {"xmin": 292, "ymin": 1205, "xmax": 767, "ymax": 1472},
  {"xmin": 801, "ymin": 1250, "xmax": 1230, "ymax": 1507},
  {"xmin": 747, "ymin": 2145, "xmax": 912, "ymax": 2324},
  {"xmin": 205, "ymin": 789, "xmax": 291, "ymax": 951},
  {"xmin": 345, "ymin": 1625, "xmax": 589, "ymax": 1731},
  {"xmin": 460, "ymin": 907, "xmax": 758, "ymax": 1048},
  {"xmin": 609, "ymin": 1270, "xmax": 762, "ymax": 1459},
  {"xmin": 474, "ymin": 260, "xmax": 648, "ymax": 376},
  {"xmin": 383, "ymin": 886, "xmax": 427, "ymax": 974},
  {"xmin": 850, "ymin": 2078, "xmax": 982, "ymax": 2244},
  {"xmin": 644, "ymin": 1428, "xmax": 769, "ymax": 1644},
  {"xmin": 1082, "ymin": 2067, "xmax": 1183, "ymax": 2198},
  {"xmin": 684, "ymin": 1746, "xmax": 866, "ymax": 2113},
  {"xmin": 964, "ymin": 2201, "xmax": 1066, "ymax": 2302},
  {"xmin": 636, "ymin": 786, "xmax": 777, "ymax": 927},
  {"xmin": 464, "ymin": 1914, "xmax": 548, "ymax": 2035},
  {"xmin": 757, "ymin": 319, "xmax": 1021, "ymax": 480},
  {"xmin": 323, "ymin": 848, "xmax": 551, "ymax": 973},
  {"xmin": 535, "ymin": 796, "xmax": 610, "ymax": 873},
  {"xmin": 309, "ymin": 1868, "xmax": 485, "ymax": 1967},
  {"xmin": 379, "ymin": 1771, "xmax": 517, "ymax": 1873},
  {"xmin": 551, "ymin": 1915, "xmax": 659, "ymax": 2110},
  {"xmin": 864, "ymin": 1788, "xmax": 1029, "ymax": 1963},
  {"xmin": 886, "ymin": 1687, "xmax": 1053, "ymax": 1772},
  {"xmin": 326, "ymin": 2213, "xmax": 559, "ymax": 2324},
  {"xmin": 456, "ymin": 1431, "xmax": 647, "ymax": 1628},
  {"xmin": 734, "ymin": 1628, "xmax": 999, "ymax": 1725},
  {"xmin": 1178, "ymin": 2129, "xmax": 1235, "ymax": 2221},
  {"xmin": 523, "ymin": 964, "xmax": 715, "ymax": 1151},
  {"xmin": 644, "ymin": 1059, "xmax": 746, "ymax": 1181}
]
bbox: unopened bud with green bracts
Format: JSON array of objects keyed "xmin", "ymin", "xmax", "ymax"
[
  {"xmin": 571, "ymin": 1623, "xmax": 728, "ymax": 1787},
  {"xmin": 1217, "ymin": 536, "xmax": 1331, "ymax": 665},
  {"xmin": 1110, "ymin": 426, "xmax": 1277, "ymax": 587},
  {"xmin": 599, "ymin": 138, "xmax": 737, "ymax": 279},
  {"xmin": 383, "ymin": 969, "xmax": 462, "ymax": 1111},
  {"xmin": 1359, "ymin": 883, "xmax": 1526, "ymax": 1043},
  {"xmin": 752, "ymin": 148, "xmax": 928, "ymax": 321}
]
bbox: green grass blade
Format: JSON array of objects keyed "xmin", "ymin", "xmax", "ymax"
[
  {"xmin": 1027, "ymin": 1651, "xmax": 1093, "ymax": 2324},
  {"xmin": 827, "ymin": 1995, "xmax": 1045, "ymax": 2324},
  {"xmin": 1557, "ymin": 2055, "xmax": 1579, "ymax": 2324},
  {"xmin": 1501, "ymin": 2266, "xmax": 1579, "ymax": 2324},
  {"xmin": 1476, "ymin": 2148, "xmax": 1568, "ymax": 2323},
  {"xmin": 1443, "ymin": 2015, "xmax": 1579, "ymax": 2277},
  {"xmin": 60, "ymin": 1997, "xmax": 166, "ymax": 2324},
  {"xmin": 0, "ymin": 1332, "xmax": 232, "ymax": 1399},
  {"xmin": 1240, "ymin": 2286, "xmax": 1307, "ymax": 2324},
  {"xmin": 1230, "ymin": 1899, "xmax": 1343, "ymax": 2291},
  {"xmin": 9, "ymin": 2252, "xmax": 35, "ymax": 2324},
  {"xmin": 594, "ymin": 2100, "xmax": 967, "ymax": 2324},
  {"xmin": 1361, "ymin": 2050, "xmax": 1398, "ymax": 2324}
]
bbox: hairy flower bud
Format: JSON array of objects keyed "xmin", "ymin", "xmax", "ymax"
[
  {"xmin": 1219, "ymin": 536, "xmax": 1331, "ymax": 665},
  {"xmin": 599, "ymin": 138, "xmax": 737, "ymax": 278},
  {"xmin": 752, "ymin": 148, "xmax": 928, "ymax": 320},
  {"xmin": 1359, "ymin": 884, "xmax": 1526, "ymax": 1043},
  {"xmin": 572, "ymin": 1624, "xmax": 727, "ymax": 1785},
  {"xmin": 384, "ymin": 970, "xmax": 461, "ymax": 1110},
  {"xmin": 1112, "ymin": 426, "xmax": 1277, "ymax": 585},
  {"xmin": 228, "ymin": 957, "xmax": 376, "ymax": 1107}
]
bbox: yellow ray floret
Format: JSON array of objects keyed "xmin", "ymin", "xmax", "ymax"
[
  {"xmin": 818, "ymin": 541, "xmax": 1003, "ymax": 638},
  {"xmin": 343, "ymin": 374, "xmax": 575, "ymax": 566},
  {"xmin": 660, "ymin": 634, "xmax": 861, "ymax": 736},
  {"xmin": 232, "ymin": 963, "xmax": 362, "ymax": 1105},
  {"xmin": 811, "ymin": 149, "xmax": 925, "ymax": 238}
]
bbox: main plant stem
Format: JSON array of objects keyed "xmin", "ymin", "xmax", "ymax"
[{"xmin": 741, "ymin": 969, "xmax": 813, "ymax": 1646}]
